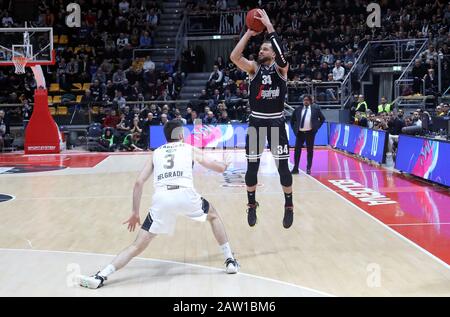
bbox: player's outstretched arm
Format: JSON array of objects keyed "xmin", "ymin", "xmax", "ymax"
[
  {"xmin": 193, "ymin": 147, "xmax": 230, "ymax": 173},
  {"xmin": 124, "ymin": 155, "xmax": 154, "ymax": 231},
  {"xmin": 254, "ymin": 9, "xmax": 289, "ymax": 74},
  {"xmin": 230, "ymin": 29, "xmax": 260, "ymax": 74}
]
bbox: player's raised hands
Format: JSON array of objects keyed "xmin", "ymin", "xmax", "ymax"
[
  {"xmin": 246, "ymin": 28, "xmax": 263, "ymax": 37},
  {"xmin": 254, "ymin": 9, "xmax": 272, "ymax": 28}
]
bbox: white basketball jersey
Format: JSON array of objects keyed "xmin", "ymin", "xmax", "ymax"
[{"xmin": 153, "ymin": 142, "xmax": 194, "ymax": 188}]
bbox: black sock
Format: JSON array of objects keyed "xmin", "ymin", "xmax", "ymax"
[
  {"xmin": 247, "ymin": 191, "xmax": 256, "ymax": 205},
  {"xmin": 284, "ymin": 192, "xmax": 293, "ymax": 207}
]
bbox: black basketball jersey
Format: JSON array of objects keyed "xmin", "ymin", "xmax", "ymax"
[{"xmin": 249, "ymin": 63, "xmax": 287, "ymax": 119}]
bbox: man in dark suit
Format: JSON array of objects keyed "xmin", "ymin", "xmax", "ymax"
[{"xmin": 290, "ymin": 95, "xmax": 325, "ymax": 175}]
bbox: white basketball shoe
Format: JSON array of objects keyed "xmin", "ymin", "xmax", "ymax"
[
  {"xmin": 225, "ymin": 258, "xmax": 240, "ymax": 274},
  {"xmin": 77, "ymin": 272, "xmax": 107, "ymax": 289}
]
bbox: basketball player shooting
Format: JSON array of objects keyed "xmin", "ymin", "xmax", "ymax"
[
  {"xmin": 230, "ymin": 9, "xmax": 294, "ymax": 228},
  {"xmin": 77, "ymin": 120, "xmax": 239, "ymax": 289}
]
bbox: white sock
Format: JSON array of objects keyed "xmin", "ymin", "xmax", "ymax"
[
  {"xmin": 99, "ymin": 264, "xmax": 116, "ymax": 277},
  {"xmin": 220, "ymin": 242, "xmax": 234, "ymax": 261}
]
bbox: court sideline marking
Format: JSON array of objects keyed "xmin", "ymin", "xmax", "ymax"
[
  {"xmin": 0, "ymin": 248, "xmax": 333, "ymax": 297},
  {"xmin": 299, "ymin": 169, "xmax": 450, "ymax": 271},
  {"xmin": 9, "ymin": 190, "xmax": 327, "ymax": 201}
]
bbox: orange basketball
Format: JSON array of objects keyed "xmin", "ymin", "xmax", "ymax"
[{"xmin": 246, "ymin": 9, "xmax": 265, "ymax": 32}]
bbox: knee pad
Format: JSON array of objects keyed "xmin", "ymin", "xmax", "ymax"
[
  {"xmin": 245, "ymin": 160, "xmax": 260, "ymax": 187},
  {"xmin": 277, "ymin": 160, "xmax": 293, "ymax": 187},
  {"xmin": 245, "ymin": 171, "xmax": 258, "ymax": 187}
]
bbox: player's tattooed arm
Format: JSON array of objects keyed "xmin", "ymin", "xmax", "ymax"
[{"xmin": 268, "ymin": 32, "xmax": 288, "ymax": 68}]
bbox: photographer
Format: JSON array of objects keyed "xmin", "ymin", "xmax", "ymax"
[
  {"xmin": 355, "ymin": 111, "xmax": 368, "ymax": 127},
  {"xmin": 401, "ymin": 111, "xmax": 423, "ymax": 135},
  {"xmin": 99, "ymin": 128, "xmax": 117, "ymax": 152},
  {"xmin": 373, "ymin": 117, "xmax": 388, "ymax": 131},
  {"xmin": 120, "ymin": 132, "xmax": 143, "ymax": 152}
]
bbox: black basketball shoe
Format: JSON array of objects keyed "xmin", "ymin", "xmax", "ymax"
[
  {"xmin": 247, "ymin": 201, "xmax": 259, "ymax": 227},
  {"xmin": 283, "ymin": 206, "xmax": 294, "ymax": 229}
]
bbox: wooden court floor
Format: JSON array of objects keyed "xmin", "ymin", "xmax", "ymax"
[{"xmin": 1, "ymin": 149, "xmax": 450, "ymax": 296}]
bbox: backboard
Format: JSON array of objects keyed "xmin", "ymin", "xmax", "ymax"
[{"xmin": 0, "ymin": 27, "xmax": 55, "ymax": 67}]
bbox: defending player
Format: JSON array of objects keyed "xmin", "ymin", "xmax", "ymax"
[{"xmin": 77, "ymin": 120, "xmax": 239, "ymax": 289}]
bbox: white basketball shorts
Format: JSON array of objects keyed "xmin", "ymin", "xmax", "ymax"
[{"xmin": 141, "ymin": 186, "xmax": 210, "ymax": 235}]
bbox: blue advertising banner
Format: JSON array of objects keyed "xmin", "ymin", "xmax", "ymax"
[
  {"xmin": 287, "ymin": 122, "xmax": 328, "ymax": 147},
  {"xmin": 150, "ymin": 123, "xmax": 328, "ymax": 149},
  {"xmin": 395, "ymin": 135, "xmax": 450, "ymax": 187},
  {"xmin": 329, "ymin": 123, "xmax": 387, "ymax": 163}
]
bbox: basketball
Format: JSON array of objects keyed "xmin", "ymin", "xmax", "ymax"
[{"xmin": 246, "ymin": 9, "xmax": 265, "ymax": 32}]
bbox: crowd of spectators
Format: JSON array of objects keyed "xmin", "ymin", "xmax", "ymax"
[
  {"xmin": 241, "ymin": 0, "xmax": 449, "ymax": 85},
  {"xmin": 410, "ymin": 44, "xmax": 450, "ymax": 96},
  {"xmin": 85, "ymin": 101, "xmax": 183, "ymax": 151},
  {"xmin": 191, "ymin": 56, "xmax": 251, "ymax": 122},
  {"xmin": 0, "ymin": 0, "xmax": 186, "ymax": 126},
  {"xmin": 185, "ymin": 0, "xmax": 242, "ymax": 14},
  {"xmin": 1, "ymin": 0, "xmax": 450, "ymax": 152},
  {"xmin": 187, "ymin": 0, "xmax": 450, "ymax": 126},
  {"xmin": 193, "ymin": 0, "xmax": 449, "ymax": 101},
  {"xmin": 352, "ymin": 101, "xmax": 450, "ymax": 159}
]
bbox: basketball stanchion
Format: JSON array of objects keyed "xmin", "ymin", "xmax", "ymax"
[{"xmin": 0, "ymin": 27, "xmax": 59, "ymax": 154}]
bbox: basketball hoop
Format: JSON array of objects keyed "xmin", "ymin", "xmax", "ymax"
[{"xmin": 12, "ymin": 55, "xmax": 28, "ymax": 74}]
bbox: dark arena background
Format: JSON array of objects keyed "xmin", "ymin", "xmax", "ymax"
[{"xmin": 0, "ymin": 0, "xmax": 450, "ymax": 300}]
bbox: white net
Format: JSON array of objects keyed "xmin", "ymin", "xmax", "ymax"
[{"xmin": 12, "ymin": 55, "xmax": 28, "ymax": 74}]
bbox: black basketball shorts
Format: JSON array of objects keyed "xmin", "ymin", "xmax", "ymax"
[{"xmin": 245, "ymin": 117, "xmax": 290, "ymax": 161}]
